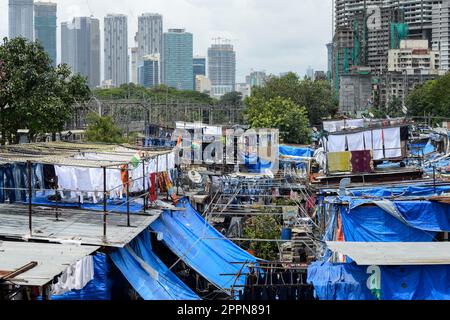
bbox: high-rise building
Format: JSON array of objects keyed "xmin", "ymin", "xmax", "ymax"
[
  {"xmin": 34, "ymin": 2, "xmax": 57, "ymax": 67},
  {"xmin": 326, "ymin": 42, "xmax": 333, "ymax": 78},
  {"xmin": 245, "ymin": 71, "xmax": 267, "ymax": 88},
  {"xmin": 131, "ymin": 47, "xmax": 138, "ymax": 84},
  {"xmin": 138, "ymin": 54, "xmax": 160, "ymax": 88},
  {"xmin": 104, "ymin": 14, "xmax": 129, "ymax": 87},
  {"xmin": 61, "ymin": 17, "xmax": 101, "ymax": 88},
  {"xmin": 195, "ymin": 75, "xmax": 211, "ymax": 93},
  {"xmin": 208, "ymin": 43, "xmax": 236, "ymax": 98},
  {"xmin": 388, "ymin": 39, "xmax": 440, "ymax": 74},
  {"xmin": 135, "ymin": 13, "xmax": 163, "ymax": 59},
  {"xmin": 162, "ymin": 29, "xmax": 193, "ymax": 91},
  {"xmin": 193, "ymin": 56, "xmax": 206, "ymax": 90},
  {"xmin": 8, "ymin": 0, "xmax": 34, "ymax": 41},
  {"xmin": 306, "ymin": 66, "xmax": 315, "ymax": 80},
  {"xmin": 432, "ymin": 0, "xmax": 450, "ymax": 71}
]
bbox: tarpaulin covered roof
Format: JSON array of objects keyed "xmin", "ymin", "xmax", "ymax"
[
  {"xmin": 279, "ymin": 145, "xmax": 314, "ymax": 159},
  {"xmin": 151, "ymin": 198, "xmax": 258, "ymax": 294},
  {"xmin": 110, "ymin": 230, "xmax": 200, "ymax": 300},
  {"xmin": 308, "ymin": 261, "xmax": 450, "ymax": 300},
  {"xmin": 326, "ymin": 242, "xmax": 450, "ymax": 265}
]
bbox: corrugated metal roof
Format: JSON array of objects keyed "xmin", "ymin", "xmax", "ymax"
[
  {"xmin": 0, "ymin": 241, "xmax": 99, "ymax": 287},
  {"xmin": 0, "ymin": 204, "xmax": 160, "ymax": 248},
  {"xmin": 326, "ymin": 241, "xmax": 450, "ymax": 265}
]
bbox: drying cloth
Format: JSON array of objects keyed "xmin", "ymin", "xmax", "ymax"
[
  {"xmin": 383, "ymin": 127, "xmax": 402, "ymax": 158},
  {"xmin": 345, "ymin": 119, "xmax": 364, "ymax": 129},
  {"xmin": 327, "ymin": 135, "xmax": 347, "ymax": 152},
  {"xmin": 323, "ymin": 120, "xmax": 345, "ymax": 133},
  {"xmin": 51, "ymin": 255, "xmax": 94, "ymax": 296},
  {"xmin": 346, "ymin": 132, "xmax": 365, "ymax": 151},
  {"xmin": 149, "ymin": 173, "xmax": 157, "ymax": 202},
  {"xmin": 328, "ymin": 152, "xmax": 352, "ymax": 173},
  {"xmin": 351, "ymin": 150, "xmax": 373, "ymax": 173},
  {"xmin": 371, "ymin": 129, "xmax": 384, "ymax": 160}
]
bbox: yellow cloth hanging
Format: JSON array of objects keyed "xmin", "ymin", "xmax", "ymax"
[{"xmin": 328, "ymin": 152, "xmax": 352, "ymax": 173}]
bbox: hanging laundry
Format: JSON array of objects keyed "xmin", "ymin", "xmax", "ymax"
[
  {"xmin": 383, "ymin": 127, "xmax": 402, "ymax": 158},
  {"xmin": 351, "ymin": 150, "xmax": 373, "ymax": 173},
  {"xmin": 51, "ymin": 255, "xmax": 94, "ymax": 296},
  {"xmin": 371, "ymin": 129, "xmax": 384, "ymax": 160},
  {"xmin": 327, "ymin": 152, "xmax": 352, "ymax": 173},
  {"xmin": 346, "ymin": 132, "xmax": 365, "ymax": 151},
  {"xmin": 327, "ymin": 135, "xmax": 347, "ymax": 153},
  {"xmin": 149, "ymin": 173, "xmax": 157, "ymax": 202}
]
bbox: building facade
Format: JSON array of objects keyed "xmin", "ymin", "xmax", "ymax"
[
  {"xmin": 138, "ymin": 54, "xmax": 160, "ymax": 88},
  {"xmin": 131, "ymin": 47, "xmax": 138, "ymax": 84},
  {"xmin": 34, "ymin": 2, "xmax": 57, "ymax": 67},
  {"xmin": 61, "ymin": 17, "xmax": 101, "ymax": 88},
  {"xmin": 208, "ymin": 43, "xmax": 236, "ymax": 98},
  {"xmin": 104, "ymin": 14, "xmax": 129, "ymax": 87},
  {"xmin": 246, "ymin": 71, "xmax": 267, "ymax": 88},
  {"xmin": 195, "ymin": 75, "xmax": 211, "ymax": 94},
  {"xmin": 162, "ymin": 29, "xmax": 193, "ymax": 91},
  {"xmin": 8, "ymin": 0, "xmax": 34, "ymax": 41},
  {"xmin": 432, "ymin": 0, "xmax": 450, "ymax": 71},
  {"xmin": 193, "ymin": 56, "xmax": 206, "ymax": 90},
  {"xmin": 388, "ymin": 39, "xmax": 440, "ymax": 74}
]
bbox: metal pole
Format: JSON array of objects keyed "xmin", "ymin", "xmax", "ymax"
[
  {"xmin": 127, "ymin": 164, "xmax": 130, "ymax": 227},
  {"xmin": 103, "ymin": 166, "xmax": 107, "ymax": 238},
  {"xmin": 27, "ymin": 161, "xmax": 32, "ymax": 236},
  {"xmin": 142, "ymin": 159, "xmax": 146, "ymax": 213}
]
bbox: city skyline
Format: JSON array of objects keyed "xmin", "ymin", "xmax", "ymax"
[{"xmin": 1, "ymin": 0, "xmax": 332, "ymax": 83}]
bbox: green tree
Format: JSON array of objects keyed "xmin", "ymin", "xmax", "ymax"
[
  {"xmin": 245, "ymin": 96, "xmax": 311, "ymax": 144},
  {"xmin": 243, "ymin": 215, "xmax": 282, "ymax": 261},
  {"xmin": 219, "ymin": 91, "xmax": 243, "ymax": 106},
  {"xmin": 250, "ymin": 72, "xmax": 338, "ymax": 125},
  {"xmin": 85, "ymin": 113, "xmax": 124, "ymax": 143},
  {"xmin": 0, "ymin": 37, "xmax": 90, "ymax": 144},
  {"xmin": 406, "ymin": 73, "xmax": 450, "ymax": 122}
]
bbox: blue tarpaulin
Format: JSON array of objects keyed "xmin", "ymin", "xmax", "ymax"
[
  {"xmin": 347, "ymin": 185, "xmax": 450, "ymax": 198},
  {"xmin": 51, "ymin": 253, "xmax": 112, "ymax": 300},
  {"xmin": 22, "ymin": 196, "xmax": 143, "ymax": 213},
  {"xmin": 110, "ymin": 230, "xmax": 200, "ymax": 300},
  {"xmin": 308, "ymin": 262, "xmax": 450, "ymax": 300},
  {"xmin": 340, "ymin": 206, "xmax": 436, "ymax": 242},
  {"xmin": 279, "ymin": 145, "xmax": 314, "ymax": 158},
  {"xmin": 151, "ymin": 198, "xmax": 258, "ymax": 293}
]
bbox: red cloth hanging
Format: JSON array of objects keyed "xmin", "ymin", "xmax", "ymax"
[{"xmin": 149, "ymin": 173, "xmax": 157, "ymax": 202}]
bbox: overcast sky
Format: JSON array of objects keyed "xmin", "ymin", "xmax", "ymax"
[{"xmin": 0, "ymin": 0, "xmax": 333, "ymax": 82}]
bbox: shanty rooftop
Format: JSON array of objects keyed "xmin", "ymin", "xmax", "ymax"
[
  {"xmin": 0, "ymin": 241, "xmax": 99, "ymax": 287},
  {"xmin": 0, "ymin": 204, "xmax": 160, "ymax": 248},
  {"xmin": 0, "ymin": 141, "xmax": 172, "ymax": 167}
]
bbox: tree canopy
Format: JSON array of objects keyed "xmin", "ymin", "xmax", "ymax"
[
  {"xmin": 93, "ymin": 83, "xmax": 216, "ymax": 105},
  {"xmin": 406, "ymin": 73, "xmax": 450, "ymax": 121},
  {"xmin": 219, "ymin": 91, "xmax": 243, "ymax": 106},
  {"xmin": 0, "ymin": 37, "xmax": 90, "ymax": 144},
  {"xmin": 85, "ymin": 113, "xmax": 124, "ymax": 144},
  {"xmin": 249, "ymin": 72, "xmax": 338, "ymax": 125},
  {"xmin": 245, "ymin": 96, "xmax": 311, "ymax": 144}
]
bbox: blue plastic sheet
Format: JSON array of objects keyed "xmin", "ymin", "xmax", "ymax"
[
  {"xmin": 347, "ymin": 185, "xmax": 450, "ymax": 198},
  {"xmin": 51, "ymin": 253, "xmax": 112, "ymax": 300},
  {"xmin": 340, "ymin": 206, "xmax": 436, "ymax": 242},
  {"xmin": 110, "ymin": 230, "xmax": 200, "ymax": 300},
  {"xmin": 22, "ymin": 196, "xmax": 143, "ymax": 213},
  {"xmin": 151, "ymin": 198, "xmax": 257, "ymax": 293},
  {"xmin": 279, "ymin": 145, "xmax": 314, "ymax": 158},
  {"xmin": 307, "ymin": 262, "xmax": 376, "ymax": 300},
  {"xmin": 308, "ymin": 262, "xmax": 450, "ymax": 300}
]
